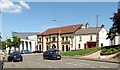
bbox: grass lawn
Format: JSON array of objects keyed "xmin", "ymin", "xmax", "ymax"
[{"xmin": 62, "ymin": 47, "xmax": 99, "ymax": 56}]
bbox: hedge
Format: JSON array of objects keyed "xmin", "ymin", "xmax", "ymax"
[{"xmin": 100, "ymin": 45, "xmax": 120, "ymax": 55}]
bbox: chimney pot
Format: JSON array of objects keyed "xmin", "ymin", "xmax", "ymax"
[{"xmin": 101, "ymin": 24, "xmax": 104, "ymax": 28}]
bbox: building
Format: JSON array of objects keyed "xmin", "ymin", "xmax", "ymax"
[
  {"xmin": 110, "ymin": 35, "xmax": 120, "ymax": 45},
  {"xmin": 10, "ymin": 32, "xmax": 39, "ymax": 52},
  {"xmin": 37, "ymin": 24, "xmax": 83, "ymax": 52},
  {"xmin": 37, "ymin": 24, "xmax": 109, "ymax": 52},
  {"xmin": 74, "ymin": 24, "xmax": 109, "ymax": 50}
]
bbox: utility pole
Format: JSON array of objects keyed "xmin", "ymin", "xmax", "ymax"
[
  {"xmin": 96, "ymin": 14, "xmax": 98, "ymax": 28},
  {"xmin": 96, "ymin": 15, "xmax": 99, "ymax": 47}
]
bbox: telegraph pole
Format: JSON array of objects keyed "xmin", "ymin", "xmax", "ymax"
[{"xmin": 96, "ymin": 14, "xmax": 98, "ymax": 28}]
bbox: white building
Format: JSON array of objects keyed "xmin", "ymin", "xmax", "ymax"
[
  {"xmin": 6, "ymin": 32, "xmax": 39, "ymax": 53},
  {"xmin": 74, "ymin": 24, "xmax": 109, "ymax": 50},
  {"xmin": 110, "ymin": 35, "xmax": 120, "ymax": 45},
  {"xmin": 37, "ymin": 24, "xmax": 82, "ymax": 52},
  {"xmin": 37, "ymin": 24, "xmax": 109, "ymax": 52}
]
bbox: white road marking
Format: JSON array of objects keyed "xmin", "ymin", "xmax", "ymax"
[
  {"xmin": 73, "ymin": 64, "xmax": 77, "ymax": 65},
  {"xmin": 91, "ymin": 67, "xmax": 96, "ymax": 68},
  {"xmin": 78, "ymin": 65, "xmax": 82, "ymax": 66},
  {"xmin": 45, "ymin": 60, "xmax": 61, "ymax": 62},
  {"xmin": 100, "ymin": 66, "xmax": 109, "ymax": 68},
  {"xmin": 48, "ymin": 66, "xmax": 52, "ymax": 68}
]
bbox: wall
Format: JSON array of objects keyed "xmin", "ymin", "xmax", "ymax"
[
  {"xmin": 75, "ymin": 34, "xmax": 97, "ymax": 49},
  {"xmin": 99, "ymin": 28, "xmax": 109, "ymax": 47}
]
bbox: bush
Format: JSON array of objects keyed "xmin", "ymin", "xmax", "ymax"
[{"xmin": 100, "ymin": 45, "xmax": 120, "ymax": 55}]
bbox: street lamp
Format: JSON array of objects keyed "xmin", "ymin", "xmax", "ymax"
[{"xmin": 52, "ymin": 19, "xmax": 60, "ymax": 51}]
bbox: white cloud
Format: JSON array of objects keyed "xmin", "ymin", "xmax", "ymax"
[
  {"xmin": 19, "ymin": 0, "xmax": 30, "ymax": 9},
  {"xmin": 0, "ymin": 0, "xmax": 30, "ymax": 13}
]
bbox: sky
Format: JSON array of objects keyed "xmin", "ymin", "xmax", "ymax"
[{"xmin": 1, "ymin": 2, "xmax": 119, "ymax": 40}]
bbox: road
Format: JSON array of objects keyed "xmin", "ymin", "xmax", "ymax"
[{"xmin": 3, "ymin": 53, "xmax": 119, "ymax": 68}]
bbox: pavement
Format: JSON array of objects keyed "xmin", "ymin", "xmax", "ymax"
[{"xmin": 62, "ymin": 51, "xmax": 120, "ymax": 64}]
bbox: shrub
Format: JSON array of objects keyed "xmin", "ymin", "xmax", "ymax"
[{"xmin": 100, "ymin": 45, "xmax": 120, "ymax": 55}]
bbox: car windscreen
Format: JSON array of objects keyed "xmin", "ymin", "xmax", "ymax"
[
  {"xmin": 51, "ymin": 50, "xmax": 59, "ymax": 54},
  {"xmin": 10, "ymin": 53, "xmax": 21, "ymax": 56}
]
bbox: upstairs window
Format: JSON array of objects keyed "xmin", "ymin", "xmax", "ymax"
[
  {"xmin": 38, "ymin": 38, "xmax": 42, "ymax": 42},
  {"xmin": 80, "ymin": 36, "xmax": 82, "ymax": 41},
  {"xmin": 66, "ymin": 36, "xmax": 68, "ymax": 41},
  {"xmin": 46, "ymin": 38, "xmax": 48, "ymax": 42},
  {"xmin": 62, "ymin": 37, "xmax": 64, "ymax": 41},
  {"xmin": 90, "ymin": 35, "xmax": 92, "ymax": 41},
  {"xmin": 52, "ymin": 37, "xmax": 56, "ymax": 41}
]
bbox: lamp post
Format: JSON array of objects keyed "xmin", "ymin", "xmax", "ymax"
[{"xmin": 52, "ymin": 19, "xmax": 60, "ymax": 51}]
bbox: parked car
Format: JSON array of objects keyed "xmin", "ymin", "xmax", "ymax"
[
  {"xmin": 21, "ymin": 50, "xmax": 31, "ymax": 54},
  {"xmin": 7, "ymin": 53, "xmax": 23, "ymax": 62},
  {"xmin": 32, "ymin": 50, "xmax": 42, "ymax": 53},
  {"xmin": 43, "ymin": 48, "xmax": 61, "ymax": 60}
]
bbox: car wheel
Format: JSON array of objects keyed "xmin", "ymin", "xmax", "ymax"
[{"xmin": 20, "ymin": 59, "xmax": 23, "ymax": 62}]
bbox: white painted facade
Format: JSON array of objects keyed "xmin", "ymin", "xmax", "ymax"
[
  {"xmin": 74, "ymin": 34, "xmax": 97, "ymax": 50},
  {"xmin": 6, "ymin": 35, "xmax": 38, "ymax": 53},
  {"xmin": 74, "ymin": 28, "xmax": 109, "ymax": 50},
  {"xmin": 110, "ymin": 36, "xmax": 120, "ymax": 45},
  {"xmin": 98, "ymin": 28, "xmax": 109, "ymax": 47},
  {"xmin": 37, "ymin": 24, "xmax": 110, "ymax": 52}
]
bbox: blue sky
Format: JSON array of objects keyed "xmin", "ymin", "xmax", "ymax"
[{"xmin": 2, "ymin": 2, "xmax": 118, "ymax": 39}]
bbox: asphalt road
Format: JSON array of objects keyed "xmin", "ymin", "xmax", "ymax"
[{"xmin": 3, "ymin": 53, "xmax": 119, "ymax": 68}]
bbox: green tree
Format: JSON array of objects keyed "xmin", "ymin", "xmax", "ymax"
[
  {"xmin": 12, "ymin": 36, "xmax": 21, "ymax": 51},
  {"xmin": 107, "ymin": 9, "xmax": 120, "ymax": 40},
  {"xmin": 6, "ymin": 38, "xmax": 13, "ymax": 54},
  {"xmin": 2, "ymin": 41, "xmax": 6, "ymax": 50}
]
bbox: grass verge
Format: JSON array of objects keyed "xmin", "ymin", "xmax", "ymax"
[{"xmin": 62, "ymin": 47, "xmax": 99, "ymax": 56}]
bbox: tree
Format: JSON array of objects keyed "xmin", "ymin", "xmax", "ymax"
[
  {"xmin": 12, "ymin": 36, "xmax": 21, "ymax": 51},
  {"xmin": 107, "ymin": 9, "xmax": 120, "ymax": 40},
  {"xmin": 6, "ymin": 38, "xmax": 13, "ymax": 54},
  {"xmin": 2, "ymin": 41, "xmax": 6, "ymax": 50}
]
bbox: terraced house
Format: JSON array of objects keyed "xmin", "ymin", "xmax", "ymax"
[
  {"xmin": 37, "ymin": 24, "xmax": 82, "ymax": 52},
  {"xmin": 37, "ymin": 24, "xmax": 109, "ymax": 52}
]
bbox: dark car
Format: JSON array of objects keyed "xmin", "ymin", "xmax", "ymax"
[
  {"xmin": 7, "ymin": 53, "xmax": 23, "ymax": 62},
  {"xmin": 21, "ymin": 50, "xmax": 31, "ymax": 54},
  {"xmin": 32, "ymin": 50, "xmax": 42, "ymax": 53},
  {"xmin": 43, "ymin": 49, "xmax": 61, "ymax": 60}
]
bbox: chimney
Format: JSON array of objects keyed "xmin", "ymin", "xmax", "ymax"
[
  {"xmin": 101, "ymin": 24, "xmax": 104, "ymax": 28},
  {"xmin": 85, "ymin": 23, "xmax": 89, "ymax": 28}
]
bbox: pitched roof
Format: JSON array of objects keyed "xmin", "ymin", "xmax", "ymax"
[
  {"xmin": 74, "ymin": 27, "xmax": 102, "ymax": 35},
  {"xmin": 40, "ymin": 24, "xmax": 82, "ymax": 35},
  {"xmin": 12, "ymin": 32, "xmax": 40, "ymax": 39}
]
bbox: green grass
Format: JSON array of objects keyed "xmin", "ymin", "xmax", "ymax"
[{"xmin": 62, "ymin": 47, "xmax": 99, "ymax": 56}]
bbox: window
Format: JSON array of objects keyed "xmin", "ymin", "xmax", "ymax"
[
  {"xmin": 80, "ymin": 36, "xmax": 82, "ymax": 41},
  {"xmin": 29, "ymin": 42, "xmax": 32, "ymax": 51},
  {"xmin": 38, "ymin": 38, "xmax": 42, "ymax": 42},
  {"xmin": 90, "ymin": 35, "xmax": 92, "ymax": 41},
  {"xmin": 62, "ymin": 37, "xmax": 64, "ymax": 41},
  {"xmin": 78, "ymin": 44, "xmax": 81, "ymax": 49},
  {"xmin": 46, "ymin": 38, "xmax": 48, "ymax": 42},
  {"xmin": 52, "ymin": 37, "xmax": 56, "ymax": 41},
  {"xmin": 62, "ymin": 45, "xmax": 64, "ymax": 51},
  {"xmin": 25, "ymin": 41, "xmax": 28, "ymax": 50},
  {"xmin": 66, "ymin": 36, "xmax": 68, "ymax": 41},
  {"xmin": 22, "ymin": 41, "xmax": 24, "ymax": 50}
]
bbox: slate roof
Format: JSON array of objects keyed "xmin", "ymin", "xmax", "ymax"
[
  {"xmin": 12, "ymin": 32, "xmax": 40, "ymax": 39},
  {"xmin": 74, "ymin": 27, "xmax": 102, "ymax": 35},
  {"xmin": 39, "ymin": 24, "xmax": 82, "ymax": 35}
]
